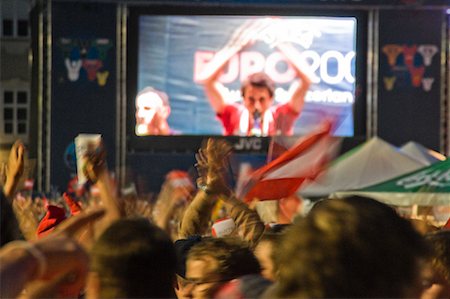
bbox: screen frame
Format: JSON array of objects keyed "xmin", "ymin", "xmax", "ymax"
[{"xmin": 126, "ymin": 4, "xmax": 368, "ymax": 153}]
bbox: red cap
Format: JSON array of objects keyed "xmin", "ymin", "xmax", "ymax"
[
  {"xmin": 36, "ymin": 205, "xmax": 67, "ymax": 238},
  {"xmin": 63, "ymin": 192, "xmax": 82, "ymax": 215}
]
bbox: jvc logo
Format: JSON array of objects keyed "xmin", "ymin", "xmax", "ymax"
[{"xmin": 234, "ymin": 138, "xmax": 262, "ymax": 151}]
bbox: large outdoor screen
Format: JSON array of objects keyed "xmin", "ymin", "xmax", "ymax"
[{"xmin": 135, "ymin": 15, "xmax": 358, "ymax": 137}]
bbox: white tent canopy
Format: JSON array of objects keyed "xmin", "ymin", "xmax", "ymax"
[
  {"xmin": 299, "ymin": 137, "xmax": 428, "ymax": 198},
  {"xmin": 399, "ymin": 141, "xmax": 446, "ymax": 166}
]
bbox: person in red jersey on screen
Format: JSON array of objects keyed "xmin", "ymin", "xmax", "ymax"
[{"xmin": 197, "ymin": 18, "xmax": 311, "ymax": 136}]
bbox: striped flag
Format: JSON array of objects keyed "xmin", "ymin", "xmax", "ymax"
[{"xmin": 239, "ymin": 120, "xmax": 341, "ymax": 202}]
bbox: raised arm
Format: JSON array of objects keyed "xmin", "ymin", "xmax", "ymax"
[
  {"xmin": 178, "ymin": 139, "xmax": 232, "ymax": 238},
  {"xmin": 198, "ymin": 19, "xmax": 272, "ymax": 114},
  {"xmin": 179, "ymin": 139, "xmax": 264, "ymax": 248},
  {"xmin": 276, "ymin": 42, "xmax": 311, "ymax": 114},
  {"xmin": 220, "ymin": 193, "xmax": 265, "ymax": 249},
  {"xmin": 0, "ymin": 209, "xmax": 104, "ymax": 299},
  {"xmin": 84, "ymin": 143, "xmax": 124, "ymax": 237},
  {"xmin": 3, "ymin": 140, "xmax": 25, "ymax": 199}
]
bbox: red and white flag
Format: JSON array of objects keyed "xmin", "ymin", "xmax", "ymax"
[{"xmin": 238, "ymin": 120, "xmax": 341, "ymax": 202}]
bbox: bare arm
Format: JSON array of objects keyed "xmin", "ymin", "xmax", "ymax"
[
  {"xmin": 3, "ymin": 140, "xmax": 25, "ymax": 199},
  {"xmin": 198, "ymin": 19, "xmax": 272, "ymax": 114},
  {"xmin": 154, "ymin": 180, "xmax": 192, "ymax": 238},
  {"xmin": 84, "ymin": 144, "xmax": 124, "ymax": 237},
  {"xmin": 276, "ymin": 43, "xmax": 311, "ymax": 114},
  {"xmin": 0, "ymin": 209, "xmax": 104, "ymax": 299}
]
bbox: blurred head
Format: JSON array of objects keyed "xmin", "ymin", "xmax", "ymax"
[
  {"xmin": 135, "ymin": 87, "xmax": 170, "ymax": 135},
  {"xmin": 87, "ymin": 218, "xmax": 176, "ymax": 298},
  {"xmin": 421, "ymin": 230, "xmax": 450, "ymax": 299},
  {"xmin": 181, "ymin": 237, "xmax": 260, "ymax": 299},
  {"xmin": 273, "ymin": 196, "xmax": 430, "ymax": 298},
  {"xmin": 241, "ymin": 72, "xmax": 275, "ymax": 116},
  {"xmin": 254, "ymin": 233, "xmax": 282, "ymax": 281}
]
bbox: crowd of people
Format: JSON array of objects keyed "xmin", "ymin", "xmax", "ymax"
[{"xmin": 0, "ymin": 137, "xmax": 449, "ymax": 299}]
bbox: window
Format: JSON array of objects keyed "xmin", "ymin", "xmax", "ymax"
[
  {"xmin": 1, "ymin": 89, "xmax": 29, "ymax": 137},
  {"xmin": 2, "ymin": 19, "xmax": 13, "ymax": 36},
  {"xmin": 1, "ymin": 0, "xmax": 29, "ymax": 37},
  {"xmin": 17, "ymin": 19, "xmax": 28, "ymax": 37}
]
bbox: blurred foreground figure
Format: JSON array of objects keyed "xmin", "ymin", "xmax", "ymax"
[
  {"xmin": 270, "ymin": 196, "xmax": 430, "ymax": 298},
  {"xmin": 86, "ymin": 218, "xmax": 176, "ymax": 299},
  {"xmin": 421, "ymin": 230, "xmax": 450, "ymax": 299}
]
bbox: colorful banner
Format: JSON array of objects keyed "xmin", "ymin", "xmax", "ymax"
[
  {"xmin": 51, "ymin": 2, "xmax": 117, "ymax": 191},
  {"xmin": 378, "ymin": 9, "xmax": 443, "ymax": 151}
]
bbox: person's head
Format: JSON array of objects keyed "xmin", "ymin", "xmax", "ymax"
[
  {"xmin": 273, "ymin": 196, "xmax": 430, "ymax": 298},
  {"xmin": 135, "ymin": 87, "xmax": 171, "ymax": 135},
  {"xmin": 240, "ymin": 72, "xmax": 275, "ymax": 116},
  {"xmin": 421, "ymin": 230, "xmax": 450, "ymax": 299},
  {"xmin": 182, "ymin": 237, "xmax": 261, "ymax": 299},
  {"xmin": 87, "ymin": 217, "xmax": 176, "ymax": 298},
  {"xmin": 254, "ymin": 233, "xmax": 282, "ymax": 281}
]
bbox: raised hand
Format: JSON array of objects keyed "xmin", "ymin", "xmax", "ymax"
[
  {"xmin": 225, "ymin": 18, "xmax": 273, "ymax": 50},
  {"xmin": 83, "ymin": 142, "xmax": 107, "ymax": 184},
  {"xmin": 3, "ymin": 140, "xmax": 25, "ymax": 198},
  {"xmin": 196, "ymin": 18, "xmax": 273, "ymax": 83},
  {"xmin": 195, "ymin": 138, "xmax": 233, "ymax": 196},
  {"xmin": 7, "ymin": 140, "xmax": 25, "ymax": 180}
]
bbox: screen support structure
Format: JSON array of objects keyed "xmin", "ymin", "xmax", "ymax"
[
  {"xmin": 34, "ymin": 0, "xmax": 52, "ymax": 193},
  {"xmin": 116, "ymin": 3, "xmax": 128, "ymax": 189},
  {"xmin": 366, "ymin": 8, "xmax": 378, "ymax": 139},
  {"xmin": 441, "ymin": 13, "xmax": 449, "ymax": 156}
]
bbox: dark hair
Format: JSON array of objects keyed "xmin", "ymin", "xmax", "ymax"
[
  {"xmin": 425, "ymin": 230, "xmax": 450, "ymax": 284},
  {"xmin": 187, "ymin": 237, "xmax": 261, "ymax": 280},
  {"xmin": 174, "ymin": 235, "xmax": 203, "ymax": 278},
  {"xmin": 241, "ymin": 72, "xmax": 275, "ymax": 98},
  {"xmin": 274, "ymin": 196, "xmax": 430, "ymax": 298},
  {"xmin": 1, "ymin": 191, "xmax": 23, "ymax": 246},
  {"xmin": 91, "ymin": 217, "xmax": 176, "ymax": 298}
]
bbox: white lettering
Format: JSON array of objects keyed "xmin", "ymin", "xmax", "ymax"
[
  {"xmin": 305, "ymin": 89, "xmax": 354, "ymax": 104},
  {"xmin": 320, "ymin": 51, "xmax": 345, "ymax": 85},
  {"xmin": 396, "ymin": 169, "xmax": 450, "ymax": 189},
  {"xmin": 194, "ymin": 50, "xmax": 356, "ymax": 86},
  {"xmin": 234, "ymin": 138, "xmax": 262, "ymax": 150}
]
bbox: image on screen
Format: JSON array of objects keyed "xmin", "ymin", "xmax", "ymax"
[{"xmin": 136, "ymin": 15, "xmax": 357, "ymax": 137}]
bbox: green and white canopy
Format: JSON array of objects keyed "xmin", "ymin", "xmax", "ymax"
[
  {"xmin": 334, "ymin": 159, "xmax": 450, "ymax": 206},
  {"xmin": 299, "ymin": 137, "xmax": 427, "ymax": 198}
]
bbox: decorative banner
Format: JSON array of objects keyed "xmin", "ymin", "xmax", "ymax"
[
  {"xmin": 58, "ymin": 38, "xmax": 112, "ymax": 87},
  {"xmin": 381, "ymin": 43, "xmax": 439, "ymax": 91},
  {"xmin": 51, "ymin": 2, "xmax": 116, "ymax": 192},
  {"xmin": 377, "ymin": 9, "xmax": 443, "ymax": 151}
]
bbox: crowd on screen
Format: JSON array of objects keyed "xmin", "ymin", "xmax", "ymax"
[{"xmin": 0, "ymin": 137, "xmax": 449, "ymax": 299}]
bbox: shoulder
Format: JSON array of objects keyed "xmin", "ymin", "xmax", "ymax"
[{"xmin": 273, "ymin": 102, "xmax": 299, "ymax": 116}]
